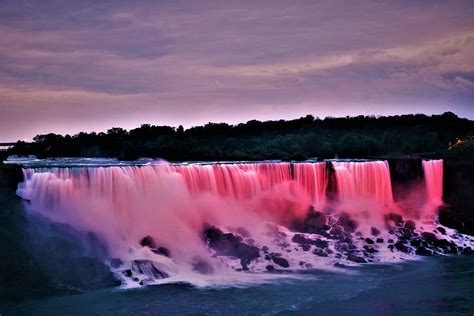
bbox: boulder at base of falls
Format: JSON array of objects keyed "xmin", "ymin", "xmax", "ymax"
[
  {"xmin": 347, "ymin": 254, "xmax": 367, "ymax": 263},
  {"xmin": 385, "ymin": 213, "xmax": 404, "ymax": 227},
  {"xmin": 204, "ymin": 226, "xmax": 260, "ymax": 270},
  {"xmin": 336, "ymin": 213, "xmax": 359, "ymax": 233},
  {"xmin": 131, "ymin": 260, "xmax": 169, "ymax": 279},
  {"xmin": 139, "ymin": 236, "xmax": 171, "ymax": 257},
  {"xmin": 271, "ymin": 256, "xmax": 289, "ymax": 268},
  {"xmin": 371, "ymin": 227, "xmax": 381, "ymax": 236}
]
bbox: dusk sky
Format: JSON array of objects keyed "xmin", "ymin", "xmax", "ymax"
[{"xmin": 0, "ymin": 0, "xmax": 473, "ymax": 141}]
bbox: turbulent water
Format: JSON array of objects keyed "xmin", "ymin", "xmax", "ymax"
[{"xmin": 9, "ymin": 158, "xmax": 472, "ymax": 291}]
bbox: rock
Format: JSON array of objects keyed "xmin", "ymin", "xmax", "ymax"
[
  {"xmin": 386, "ymin": 213, "xmax": 403, "ymax": 226},
  {"xmin": 192, "ymin": 260, "xmax": 214, "ymax": 274},
  {"xmin": 436, "ymin": 226, "xmax": 446, "ymax": 235},
  {"xmin": 123, "ymin": 269, "xmax": 132, "ymax": 277},
  {"xmin": 410, "ymin": 239, "xmax": 422, "ymax": 247},
  {"xmin": 371, "ymin": 227, "xmax": 381, "ymax": 236},
  {"xmin": 314, "ymin": 239, "xmax": 328, "ymax": 248},
  {"xmin": 271, "ymin": 256, "xmax": 289, "ymax": 268},
  {"xmin": 265, "ymin": 265, "xmax": 275, "ymax": 271},
  {"xmin": 363, "ymin": 246, "xmax": 378, "ymax": 254},
  {"xmin": 415, "ymin": 247, "xmax": 433, "ymax": 256},
  {"xmin": 421, "ymin": 232, "xmax": 437, "ymax": 243},
  {"xmin": 292, "ymin": 234, "xmax": 328, "ymax": 248},
  {"xmin": 301, "ymin": 244, "xmax": 311, "ymax": 251},
  {"xmin": 204, "ymin": 226, "xmax": 260, "ymax": 270},
  {"xmin": 347, "ymin": 254, "xmax": 367, "ymax": 263},
  {"xmin": 262, "ymin": 246, "xmax": 269, "ymax": 253},
  {"xmin": 365, "ymin": 238, "xmax": 374, "ymax": 244},
  {"xmin": 140, "ymin": 236, "xmax": 158, "ymax": 249},
  {"xmin": 388, "ymin": 239, "xmax": 394, "ymax": 244},
  {"xmin": 404, "ymin": 220, "xmax": 416, "ymax": 231},
  {"xmin": 461, "ymin": 247, "xmax": 472, "ymax": 254},
  {"xmin": 305, "ymin": 211, "xmax": 327, "ymax": 231},
  {"xmin": 313, "ymin": 249, "xmax": 328, "ymax": 257},
  {"xmin": 337, "ymin": 213, "xmax": 359, "ymax": 233},
  {"xmin": 355, "ymin": 231, "xmax": 363, "ymax": 236},
  {"xmin": 154, "ymin": 247, "xmax": 171, "ymax": 257},
  {"xmin": 131, "ymin": 260, "xmax": 169, "ymax": 279},
  {"xmin": 110, "ymin": 258, "xmax": 123, "ymax": 269},
  {"xmin": 376, "ymin": 238, "xmax": 384, "ymax": 243},
  {"xmin": 394, "ymin": 241, "xmax": 410, "ymax": 253},
  {"xmin": 329, "ymin": 225, "xmax": 345, "ymax": 240}
]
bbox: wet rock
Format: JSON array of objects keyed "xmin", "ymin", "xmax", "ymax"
[
  {"xmin": 355, "ymin": 231, "xmax": 363, "ymax": 236},
  {"xmin": 421, "ymin": 232, "xmax": 437, "ymax": 243},
  {"xmin": 110, "ymin": 258, "xmax": 123, "ymax": 269},
  {"xmin": 376, "ymin": 238, "xmax": 384, "ymax": 243},
  {"xmin": 415, "ymin": 247, "xmax": 433, "ymax": 256},
  {"xmin": 404, "ymin": 220, "xmax": 416, "ymax": 231},
  {"xmin": 365, "ymin": 238, "xmax": 374, "ymax": 245},
  {"xmin": 363, "ymin": 245, "xmax": 378, "ymax": 254},
  {"xmin": 123, "ymin": 269, "xmax": 132, "ymax": 277},
  {"xmin": 337, "ymin": 213, "xmax": 359, "ymax": 233},
  {"xmin": 131, "ymin": 260, "xmax": 169, "ymax": 279},
  {"xmin": 388, "ymin": 239, "xmax": 394, "ymax": 244},
  {"xmin": 394, "ymin": 241, "xmax": 410, "ymax": 253},
  {"xmin": 204, "ymin": 226, "xmax": 260, "ymax": 270},
  {"xmin": 304, "ymin": 210, "xmax": 327, "ymax": 231},
  {"xmin": 140, "ymin": 236, "xmax": 171, "ymax": 257},
  {"xmin": 301, "ymin": 244, "xmax": 311, "ymax": 251},
  {"xmin": 347, "ymin": 254, "xmax": 367, "ymax": 263},
  {"xmin": 313, "ymin": 249, "xmax": 328, "ymax": 257},
  {"xmin": 265, "ymin": 265, "xmax": 275, "ymax": 271},
  {"xmin": 271, "ymin": 256, "xmax": 289, "ymax": 268},
  {"xmin": 371, "ymin": 227, "xmax": 381, "ymax": 236},
  {"xmin": 154, "ymin": 247, "xmax": 171, "ymax": 257},
  {"xmin": 461, "ymin": 247, "xmax": 472, "ymax": 254},
  {"xmin": 329, "ymin": 225, "xmax": 345, "ymax": 240},
  {"xmin": 192, "ymin": 260, "xmax": 214, "ymax": 275},
  {"xmin": 386, "ymin": 213, "xmax": 404, "ymax": 226},
  {"xmin": 292, "ymin": 234, "xmax": 327, "ymax": 248},
  {"xmin": 262, "ymin": 246, "xmax": 269, "ymax": 253},
  {"xmin": 140, "ymin": 236, "xmax": 158, "ymax": 249},
  {"xmin": 314, "ymin": 239, "xmax": 328, "ymax": 249},
  {"xmin": 410, "ymin": 239, "xmax": 423, "ymax": 247},
  {"xmin": 436, "ymin": 226, "xmax": 446, "ymax": 235}
]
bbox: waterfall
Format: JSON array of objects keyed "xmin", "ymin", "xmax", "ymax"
[
  {"xmin": 15, "ymin": 159, "xmax": 470, "ymax": 287},
  {"xmin": 422, "ymin": 159, "xmax": 443, "ymax": 206},
  {"xmin": 332, "ymin": 161, "xmax": 394, "ymax": 206}
]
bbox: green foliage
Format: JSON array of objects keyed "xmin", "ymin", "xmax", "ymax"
[{"xmin": 8, "ymin": 112, "xmax": 474, "ymax": 161}]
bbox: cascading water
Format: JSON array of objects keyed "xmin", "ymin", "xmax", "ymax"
[
  {"xmin": 332, "ymin": 161, "xmax": 394, "ymax": 206},
  {"xmin": 15, "ymin": 159, "xmax": 473, "ymax": 287},
  {"xmin": 422, "ymin": 159, "xmax": 444, "ymax": 207}
]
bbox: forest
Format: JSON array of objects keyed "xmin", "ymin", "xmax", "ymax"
[{"xmin": 6, "ymin": 112, "xmax": 474, "ymax": 161}]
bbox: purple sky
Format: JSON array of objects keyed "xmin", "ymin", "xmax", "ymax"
[{"xmin": 0, "ymin": 0, "xmax": 473, "ymax": 141}]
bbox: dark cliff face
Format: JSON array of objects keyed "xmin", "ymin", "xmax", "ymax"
[
  {"xmin": 442, "ymin": 160, "xmax": 474, "ymax": 235},
  {"xmin": 388, "ymin": 158, "xmax": 423, "ymax": 203},
  {"xmin": 0, "ymin": 163, "xmax": 119, "ymax": 303}
]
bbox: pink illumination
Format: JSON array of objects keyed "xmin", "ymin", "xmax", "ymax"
[
  {"xmin": 332, "ymin": 161, "xmax": 394, "ymax": 206},
  {"xmin": 422, "ymin": 159, "xmax": 444, "ymax": 206}
]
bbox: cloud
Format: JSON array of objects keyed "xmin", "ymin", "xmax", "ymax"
[{"xmin": 0, "ymin": 0, "xmax": 473, "ymax": 140}]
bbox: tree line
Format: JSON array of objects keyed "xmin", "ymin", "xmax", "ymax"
[{"xmin": 7, "ymin": 112, "xmax": 474, "ymax": 161}]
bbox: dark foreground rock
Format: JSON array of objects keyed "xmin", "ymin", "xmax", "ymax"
[{"xmin": 204, "ymin": 226, "xmax": 260, "ymax": 270}]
